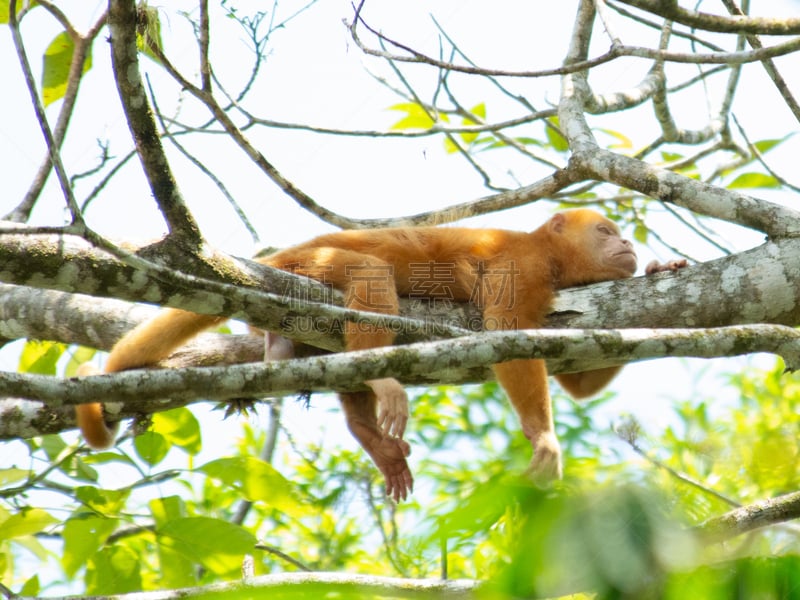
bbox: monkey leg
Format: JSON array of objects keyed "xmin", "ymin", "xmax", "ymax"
[
  {"xmin": 340, "ymin": 391, "xmax": 413, "ymax": 502},
  {"xmin": 555, "ymin": 366, "xmax": 623, "ymax": 399},
  {"xmin": 329, "ymin": 252, "xmax": 409, "ymax": 438},
  {"xmin": 493, "ymin": 359, "xmax": 562, "ymax": 482},
  {"xmin": 266, "ymin": 247, "xmax": 409, "ymax": 438},
  {"xmin": 264, "ymin": 331, "xmax": 296, "ymax": 361}
]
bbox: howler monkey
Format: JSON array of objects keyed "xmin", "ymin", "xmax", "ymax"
[{"xmin": 76, "ymin": 209, "xmax": 679, "ymax": 501}]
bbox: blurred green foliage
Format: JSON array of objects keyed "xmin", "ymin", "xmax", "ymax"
[{"xmin": 3, "ymin": 344, "xmax": 800, "ymax": 598}]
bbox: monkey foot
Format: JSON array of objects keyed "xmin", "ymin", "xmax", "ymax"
[
  {"xmin": 524, "ymin": 432, "xmax": 563, "ymax": 484},
  {"xmin": 369, "ymin": 436, "xmax": 413, "ymax": 503},
  {"xmin": 369, "ymin": 378, "xmax": 409, "ymax": 439},
  {"xmin": 349, "ymin": 420, "xmax": 413, "ymax": 502}
]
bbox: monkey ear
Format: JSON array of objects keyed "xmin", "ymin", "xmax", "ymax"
[{"xmin": 549, "ymin": 213, "xmax": 567, "ymax": 233}]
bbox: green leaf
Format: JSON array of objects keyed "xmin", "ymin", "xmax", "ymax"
[
  {"xmin": 134, "ymin": 431, "xmax": 170, "ymax": 466},
  {"xmin": 6, "ymin": 535, "xmax": 48, "ymax": 567},
  {"xmin": 727, "ymin": 172, "xmax": 780, "ymax": 189},
  {"xmin": 39, "ymin": 434, "xmax": 68, "ymax": 461},
  {"xmin": 149, "ymin": 496, "xmax": 187, "ymax": 529},
  {"xmin": 80, "ymin": 450, "xmax": 137, "ymax": 468},
  {"xmin": 633, "ymin": 223, "xmax": 648, "ymax": 244},
  {"xmin": 157, "ymin": 517, "xmax": 256, "ymax": 576},
  {"xmin": 664, "ymin": 556, "xmax": 800, "ymax": 598},
  {"xmin": 20, "ymin": 575, "xmax": 40, "ymax": 597},
  {"xmin": 62, "ymin": 516, "xmax": 119, "ymax": 578},
  {"xmin": 498, "ymin": 486, "xmax": 688, "ymax": 598},
  {"xmin": 86, "ymin": 546, "xmax": 142, "ymax": 595},
  {"xmin": 459, "ymin": 102, "xmax": 486, "ymax": 146},
  {"xmin": 545, "ymin": 116, "xmax": 568, "ymax": 152},
  {"xmin": 18, "ymin": 340, "xmax": 64, "ymax": 375},
  {"xmin": 150, "ymin": 498, "xmax": 195, "ymax": 588},
  {"xmin": 74, "ymin": 486, "xmax": 130, "ymax": 516},
  {"xmin": 597, "ymin": 127, "xmax": 633, "ymax": 149},
  {"xmin": 39, "ymin": 435, "xmax": 102, "ymax": 482},
  {"xmin": 469, "ymin": 102, "xmax": 486, "ymax": 120},
  {"xmin": 42, "ymin": 31, "xmax": 92, "ymax": 107},
  {"xmin": 136, "ymin": 4, "xmax": 165, "ymax": 63},
  {"xmin": 0, "ymin": 0, "xmax": 36, "ymax": 24},
  {"xmin": 440, "ymin": 486, "xmax": 521, "ymax": 538},
  {"xmin": 199, "ymin": 456, "xmax": 305, "ymax": 515},
  {"xmin": 151, "ymin": 408, "xmax": 202, "ymax": 454},
  {"xmin": 0, "ymin": 509, "xmax": 58, "ymax": 542},
  {"xmin": 753, "ymin": 134, "xmax": 793, "ymax": 155},
  {"xmin": 65, "ymin": 347, "xmax": 96, "ymax": 377},
  {"xmin": 0, "ymin": 467, "xmax": 29, "ymax": 487},
  {"xmin": 387, "ymin": 102, "xmax": 440, "ymax": 131},
  {"xmin": 661, "ymin": 151, "xmax": 684, "ymax": 163}
]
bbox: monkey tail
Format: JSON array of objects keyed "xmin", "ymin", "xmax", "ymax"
[
  {"xmin": 76, "ymin": 308, "xmax": 226, "ymax": 449},
  {"xmin": 105, "ymin": 308, "xmax": 226, "ymax": 372},
  {"xmin": 75, "ymin": 363, "xmax": 119, "ymax": 449}
]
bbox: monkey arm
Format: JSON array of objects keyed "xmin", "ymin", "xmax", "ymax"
[{"xmin": 493, "ymin": 359, "xmax": 562, "ymax": 481}]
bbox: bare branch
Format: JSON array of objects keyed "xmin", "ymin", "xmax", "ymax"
[
  {"xmin": 720, "ymin": 0, "xmax": 800, "ymax": 125},
  {"xmin": 0, "ymin": 321, "xmax": 796, "ymax": 445},
  {"xmin": 0, "ymin": 572, "xmax": 480, "ymax": 599},
  {"xmin": 349, "ymin": 1, "xmax": 800, "ymax": 77},
  {"xmin": 698, "ymin": 491, "xmax": 800, "ymax": 544},
  {"xmin": 107, "ymin": 0, "xmax": 201, "ymax": 244},
  {"xmin": 3, "ymin": 325, "xmax": 798, "ymax": 413},
  {"xmin": 5, "ymin": 8, "xmax": 108, "ymax": 222},
  {"xmin": 581, "ymin": 149, "xmax": 800, "ymax": 235},
  {"xmin": 7, "ymin": 0, "xmax": 84, "ymax": 224},
  {"xmin": 617, "ymin": 0, "xmax": 800, "ymax": 35}
]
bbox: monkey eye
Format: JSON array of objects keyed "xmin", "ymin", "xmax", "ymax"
[{"xmin": 597, "ymin": 225, "xmax": 615, "ymax": 235}]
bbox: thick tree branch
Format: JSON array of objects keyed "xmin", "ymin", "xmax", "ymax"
[
  {"xmin": 25, "ymin": 572, "xmax": 480, "ymax": 599},
  {"xmin": 1, "ymin": 323, "xmax": 798, "ymax": 441},
  {"xmin": 697, "ymin": 491, "xmax": 800, "ymax": 544},
  {"xmin": 617, "ymin": 0, "xmax": 800, "ymax": 35},
  {"xmin": 550, "ymin": 238, "xmax": 800, "ymax": 329},
  {"xmin": 2, "ymin": 230, "xmax": 800, "ymax": 352},
  {"xmin": 581, "ymin": 150, "xmax": 800, "ymax": 236},
  {"xmin": 0, "ymin": 283, "xmax": 265, "ymax": 366},
  {"xmin": 557, "ymin": 4, "xmax": 800, "ymax": 237},
  {"xmin": 3, "ymin": 324, "xmax": 798, "ymax": 410}
]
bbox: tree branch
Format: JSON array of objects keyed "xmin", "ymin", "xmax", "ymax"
[
  {"xmin": 2, "ymin": 229, "xmax": 800, "ymax": 353},
  {"xmin": 556, "ymin": 4, "xmax": 800, "ymax": 237},
  {"xmin": 1, "ymin": 321, "xmax": 798, "ymax": 441},
  {"xmin": 107, "ymin": 0, "xmax": 201, "ymax": 243},
  {"xmin": 24, "ymin": 572, "xmax": 480, "ymax": 599},
  {"xmin": 617, "ymin": 0, "xmax": 800, "ymax": 35},
  {"xmin": 697, "ymin": 490, "xmax": 800, "ymax": 544},
  {"xmin": 2, "ymin": 324, "xmax": 798, "ymax": 409}
]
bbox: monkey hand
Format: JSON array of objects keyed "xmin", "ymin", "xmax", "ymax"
[
  {"xmin": 525, "ymin": 431, "xmax": 563, "ymax": 484},
  {"xmin": 369, "ymin": 378, "xmax": 409, "ymax": 439},
  {"xmin": 645, "ymin": 258, "xmax": 688, "ymax": 275}
]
